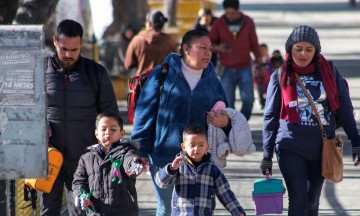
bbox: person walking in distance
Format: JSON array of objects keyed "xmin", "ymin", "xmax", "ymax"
[
  {"xmin": 125, "ymin": 10, "xmax": 178, "ymax": 76},
  {"xmin": 43, "ymin": 19, "xmax": 119, "ymax": 216},
  {"xmin": 210, "ymin": 0, "xmax": 262, "ymax": 120}
]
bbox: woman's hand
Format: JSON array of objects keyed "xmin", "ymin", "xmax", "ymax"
[
  {"xmin": 141, "ymin": 157, "xmax": 149, "ymax": 166},
  {"xmin": 207, "ymin": 110, "xmax": 229, "ymax": 128}
]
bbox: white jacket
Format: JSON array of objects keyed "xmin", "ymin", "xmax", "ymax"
[{"xmin": 207, "ymin": 108, "xmax": 256, "ymax": 169}]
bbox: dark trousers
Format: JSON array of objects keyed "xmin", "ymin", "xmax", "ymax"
[
  {"xmin": 40, "ymin": 164, "xmax": 84, "ymax": 216},
  {"xmin": 0, "ymin": 180, "xmax": 6, "ymax": 216},
  {"xmin": 277, "ymin": 150, "xmax": 324, "ymax": 216}
]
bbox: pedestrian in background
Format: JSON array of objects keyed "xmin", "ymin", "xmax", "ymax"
[
  {"xmin": 117, "ymin": 23, "xmax": 136, "ymax": 77},
  {"xmin": 155, "ymin": 126, "xmax": 246, "ymax": 216},
  {"xmin": 254, "ymin": 43, "xmax": 272, "ymax": 109},
  {"xmin": 44, "ymin": 19, "xmax": 119, "ymax": 216},
  {"xmin": 131, "ymin": 30, "xmax": 229, "ymax": 216},
  {"xmin": 210, "ymin": 0, "xmax": 262, "ymax": 120},
  {"xmin": 193, "ymin": 7, "xmax": 218, "ymax": 67},
  {"xmin": 125, "ymin": 10, "xmax": 178, "ymax": 76},
  {"xmin": 260, "ymin": 25, "xmax": 360, "ymax": 216},
  {"xmin": 270, "ymin": 49, "xmax": 284, "ymax": 70}
]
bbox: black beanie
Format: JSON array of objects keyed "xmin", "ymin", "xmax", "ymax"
[
  {"xmin": 223, "ymin": 0, "xmax": 240, "ymax": 10},
  {"xmin": 285, "ymin": 25, "xmax": 321, "ymax": 54},
  {"xmin": 147, "ymin": 10, "xmax": 168, "ymax": 29}
]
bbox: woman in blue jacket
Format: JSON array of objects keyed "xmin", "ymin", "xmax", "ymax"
[
  {"xmin": 131, "ymin": 30, "xmax": 229, "ymax": 216},
  {"xmin": 260, "ymin": 25, "xmax": 360, "ymax": 215}
]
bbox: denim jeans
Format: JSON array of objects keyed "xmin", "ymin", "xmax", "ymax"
[
  {"xmin": 277, "ymin": 150, "xmax": 324, "ymax": 216},
  {"xmin": 220, "ymin": 66, "xmax": 254, "ymax": 120},
  {"xmin": 150, "ymin": 163, "xmax": 173, "ymax": 216}
]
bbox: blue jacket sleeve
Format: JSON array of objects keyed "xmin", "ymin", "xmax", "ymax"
[
  {"xmin": 130, "ymin": 65, "xmax": 165, "ymax": 158},
  {"xmin": 262, "ymin": 70, "xmax": 282, "ymax": 159},
  {"xmin": 334, "ymin": 66, "xmax": 360, "ymax": 148}
]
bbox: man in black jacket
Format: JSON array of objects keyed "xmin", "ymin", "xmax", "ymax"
[{"xmin": 42, "ymin": 19, "xmax": 119, "ymax": 216}]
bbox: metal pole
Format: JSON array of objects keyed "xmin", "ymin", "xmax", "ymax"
[
  {"xmin": 0, "ymin": 180, "xmax": 6, "ymax": 216},
  {"xmin": 8, "ymin": 180, "xmax": 15, "ymax": 216}
]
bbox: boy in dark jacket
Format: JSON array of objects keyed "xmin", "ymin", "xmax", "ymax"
[
  {"xmin": 155, "ymin": 126, "xmax": 246, "ymax": 216},
  {"xmin": 72, "ymin": 112, "xmax": 143, "ymax": 216}
]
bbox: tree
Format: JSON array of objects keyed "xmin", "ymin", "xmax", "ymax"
[
  {"xmin": 102, "ymin": 0, "xmax": 149, "ymax": 38},
  {"xmin": 164, "ymin": 0, "xmax": 177, "ymax": 27}
]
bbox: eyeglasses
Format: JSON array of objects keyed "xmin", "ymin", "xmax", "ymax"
[{"xmin": 191, "ymin": 44, "xmax": 212, "ymax": 53}]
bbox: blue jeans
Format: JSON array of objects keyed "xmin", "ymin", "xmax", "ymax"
[
  {"xmin": 277, "ymin": 150, "xmax": 324, "ymax": 216},
  {"xmin": 150, "ymin": 163, "xmax": 173, "ymax": 216},
  {"xmin": 220, "ymin": 66, "xmax": 254, "ymax": 120}
]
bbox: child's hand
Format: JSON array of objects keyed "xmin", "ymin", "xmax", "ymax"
[
  {"xmin": 171, "ymin": 156, "xmax": 182, "ymax": 171},
  {"xmin": 79, "ymin": 197, "xmax": 91, "ymax": 210},
  {"xmin": 238, "ymin": 213, "xmax": 245, "ymax": 216}
]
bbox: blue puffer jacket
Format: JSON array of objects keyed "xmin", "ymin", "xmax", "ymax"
[
  {"xmin": 131, "ymin": 53, "xmax": 227, "ymax": 167},
  {"xmin": 46, "ymin": 54, "xmax": 119, "ymax": 165}
]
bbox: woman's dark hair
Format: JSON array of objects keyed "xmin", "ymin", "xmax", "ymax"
[
  {"xmin": 146, "ymin": 10, "xmax": 168, "ymax": 31},
  {"xmin": 56, "ymin": 19, "xmax": 83, "ymax": 39},
  {"xmin": 179, "ymin": 30, "xmax": 209, "ymax": 57},
  {"xmin": 95, "ymin": 112, "xmax": 124, "ymax": 130},
  {"xmin": 199, "ymin": 8, "xmax": 213, "ymax": 17}
]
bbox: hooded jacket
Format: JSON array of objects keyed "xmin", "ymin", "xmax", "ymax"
[
  {"xmin": 130, "ymin": 53, "xmax": 228, "ymax": 167},
  {"xmin": 72, "ymin": 140, "xmax": 139, "ymax": 216},
  {"xmin": 125, "ymin": 29, "xmax": 178, "ymax": 75},
  {"xmin": 46, "ymin": 54, "xmax": 119, "ymax": 166}
]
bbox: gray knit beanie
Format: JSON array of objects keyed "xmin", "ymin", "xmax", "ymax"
[{"xmin": 285, "ymin": 25, "xmax": 321, "ymax": 54}]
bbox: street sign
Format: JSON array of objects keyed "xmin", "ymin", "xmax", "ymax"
[{"xmin": 0, "ymin": 25, "xmax": 48, "ymax": 179}]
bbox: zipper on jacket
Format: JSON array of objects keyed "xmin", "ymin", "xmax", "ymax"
[
  {"xmin": 64, "ymin": 72, "xmax": 69, "ymax": 89},
  {"xmin": 63, "ymin": 71, "xmax": 69, "ymax": 156}
]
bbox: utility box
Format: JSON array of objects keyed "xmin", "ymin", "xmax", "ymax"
[{"xmin": 0, "ymin": 25, "xmax": 48, "ymax": 179}]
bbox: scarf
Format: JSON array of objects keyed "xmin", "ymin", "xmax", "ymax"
[{"xmin": 280, "ymin": 54, "xmax": 339, "ymax": 124}]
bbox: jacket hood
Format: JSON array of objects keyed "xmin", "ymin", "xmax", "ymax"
[{"xmin": 138, "ymin": 29, "xmax": 172, "ymax": 44}]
